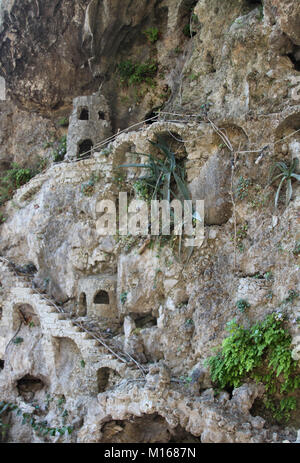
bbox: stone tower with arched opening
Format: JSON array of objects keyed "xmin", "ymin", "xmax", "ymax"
[{"xmin": 66, "ymin": 93, "xmax": 112, "ymax": 160}]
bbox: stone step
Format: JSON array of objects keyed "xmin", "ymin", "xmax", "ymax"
[
  {"xmin": 72, "ymin": 325, "xmax": 83, "ymax": 332},
  {"xmin": 81, "ymin": 339, "xmax": 103, "ymax": 349},
  {"xmin": 45, "ymin": 317, "xmax": 74, "ymax": 329},
  {"xmin": 42, "ymin": 306, "xmax": 57, "ymax": 313}
]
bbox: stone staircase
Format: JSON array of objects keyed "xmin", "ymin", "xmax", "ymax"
[{"xmin": 0, "ymin": 258, "xmax": 131, "ymax": 394}]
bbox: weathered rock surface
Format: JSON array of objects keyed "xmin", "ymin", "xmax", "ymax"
[{"xmin": 0, "ymin": 0, "xmax": 299, "ymax": 444}]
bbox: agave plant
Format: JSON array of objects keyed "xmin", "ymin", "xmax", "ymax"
[
  {"xmin": 269, "ymin": 158, "xmax": 300, "ymax": 208},
  {"xmin": 119, "ymin": 137, "xmax": 197, "ymax": 261},
  {"xmin": 119, "ymin": 137, "xmax": 191, "ymax": 203}
]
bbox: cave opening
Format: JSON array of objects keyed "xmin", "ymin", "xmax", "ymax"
[
  {"xmin": 94, "ymin": 290, "xmax": 110, "ymax": 305},
  {"xmin": 78, "ymin": 139, "xmax": 93, "ymax": 158},
  {"xmin": 100, "ymin": 414, "xmax": 200, "ymax": 443},
  {"xmin": 0, "ymin": 360, "xmax": 4, "ymax": 370},
  {"xmin": 131, "ymin": 313, "xmax": 157, "ymax": 329},
  {"xmin": 98, "ymin": 111, "xmax": 105, "ymax": 120},
  {"xmin": 79, "ymin": 107, "xmax": 89, "ymax": 120},
  {"xmin": 17, "ymin": 375, "xmax": 45, "ymax": 400}
]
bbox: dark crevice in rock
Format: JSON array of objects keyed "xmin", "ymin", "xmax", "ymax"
[
  {"xmin": 145, "ymin": 109, "xmax": 159, "ymax": 124},
  {"xmin": 0, "ymin": 360, "xmax": 4, "ymax": 370},
  {"xmin": 245, "ymin": 0, "xmax": 262, "ymax": 6},
  {"xmin": 225, "ymin": 386, "xmax": 234, "ymax": 400},
  {"xmin": 97, "ymin": 367, "xmax": 120, "ymax": 393},
  {"xmin": 14, "ymin": 262, "xmax": 38, "ymax": 275},
  {"xmin": 287, "ymin": 46, "xmax": 300, "ymax": 71},
  {"xmin": 78, "ymin": 292, "xmax": 87, "ymax": 317},
  {"xmin": 130, "ymin": 313, "xmax": 157, "ymax": 329}
]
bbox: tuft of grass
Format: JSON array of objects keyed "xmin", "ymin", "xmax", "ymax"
[
  {"xmin": 235, "ymin": 299, "xmax": 250, "ymax": 313},
  {"xmin": 57, "ymin": 117, "xmax": 69, "ymax": 128}
]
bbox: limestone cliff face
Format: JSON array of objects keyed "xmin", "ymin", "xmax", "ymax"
[{"xmin": 0, "ymin": 0, "xmax": 299, "ymax": 443}]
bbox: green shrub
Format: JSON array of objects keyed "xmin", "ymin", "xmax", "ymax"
[
  {"xmin": 0, "ymin": 157, "xmax": 48, "ymax": 206},
  {"xmin": 118, "ymin": 60, "xmax": 158, "ymax": 86},
  {"xmin": 2, "ymin": 163, "xmax": 33, "ymax": 189},
  {"xmin": 143, "ymin": 27, "xmax": 159, "ymax": 44},
  {"xmin": 236, "ymin": 176, "xmax": 252, "ymax": 200},
  {"xmin": 0, "ymin": 163, "xmax": 34, "ymax": 205},
  {"xmin": 206, "ymin": 313, "xmax": 300, "ymax": 422}
]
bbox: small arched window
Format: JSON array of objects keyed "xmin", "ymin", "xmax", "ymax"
[
  {"xmin": 79, "ymin": 107, "xmax": 89, "ymax": 120},
  {"xmin": 78, "ymin": 139, "xmax": 93, "ymax": 157},
  {"xmin": 94, "ymin": 290, "xmax": 109, "ymax": 305}
]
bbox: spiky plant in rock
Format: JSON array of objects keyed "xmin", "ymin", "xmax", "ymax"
[{"xmin": 269, "ymin": 158, "xmax": 300, "ymax": 208}]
